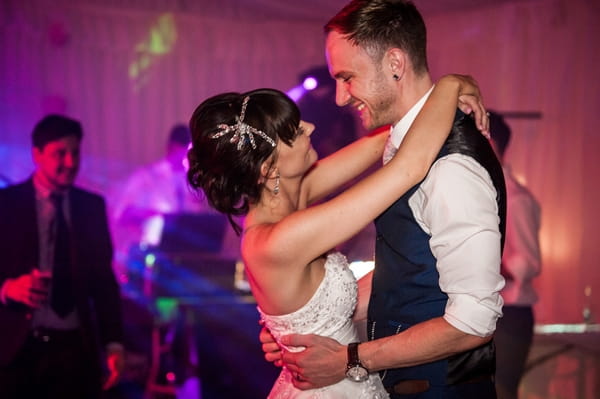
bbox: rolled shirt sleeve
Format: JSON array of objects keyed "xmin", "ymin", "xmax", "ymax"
[{"xmin": 409, "ymin": 154, "xmax": 505, "ymax": 337}]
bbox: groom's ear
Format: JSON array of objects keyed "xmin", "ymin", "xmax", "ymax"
[{"xmin": 386, "ymin": 47, "xmax": 407, "ymax": 80}]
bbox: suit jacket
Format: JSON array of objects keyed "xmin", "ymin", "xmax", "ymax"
[{"xmin": 0, "ymin": 178, "xmax": 123, "ymax": 371}]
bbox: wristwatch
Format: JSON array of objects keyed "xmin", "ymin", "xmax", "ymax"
[{"xmin": 345, "ymin": 342, "xmax": 369, "ymax": 382}]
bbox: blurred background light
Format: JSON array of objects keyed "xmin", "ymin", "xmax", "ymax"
[{"xmin": 302, "ymin": 76, "xmax": 318, "ymax": 91}]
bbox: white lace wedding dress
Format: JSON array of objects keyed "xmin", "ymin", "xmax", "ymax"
[{"xmin": 258, "ymin": 252, "xmax": 389, "ymax": 398}]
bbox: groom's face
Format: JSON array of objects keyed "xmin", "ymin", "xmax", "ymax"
[{"xmin": 325, "ymin": 31, "xmax": 399, "ymax": 131}]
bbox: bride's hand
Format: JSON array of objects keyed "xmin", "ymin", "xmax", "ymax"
[
  {"xmin": 259, "ymin": 325, "xmax": 283, "ymax": 367},
  {"xmin": 439, "ymin": 74, "xmax": 490, "ymax": 138}
]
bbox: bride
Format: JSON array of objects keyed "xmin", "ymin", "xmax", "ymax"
[{"xmin": 186, "ymin": 75, "xmax": 488, "ymax": 398}]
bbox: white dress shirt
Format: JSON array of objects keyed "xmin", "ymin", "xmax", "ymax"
[
  {"xmin": 112, "ymin": 158, "xmax": 208, "ymax": 245},
  {"xmin": 32, "ymin": 177, "xmax": 80, "ymax": 329},
  {"xmin": 384, "ymin": 87, "xmax": 505, "ymax": 337}
]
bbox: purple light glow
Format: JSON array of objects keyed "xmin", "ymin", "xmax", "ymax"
[
  {"xmin": 302, "ymin": 76, "xmax": 318, "ymax": 91},
  {"xmin": 286, "ymin": 86, "xmax": 306, "ymax": 102}
]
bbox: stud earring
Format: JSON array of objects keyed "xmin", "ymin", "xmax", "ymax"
[
  {"xmin": 393, "ymin": 74, "xmax": 399, "ymax": 81},
  {"xmin": 273, "ymin": 172, "xmax": 280, "ymax": 195}
]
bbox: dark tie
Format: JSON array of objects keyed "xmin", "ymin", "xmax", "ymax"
[{"xmin": 50, "ymin": 193, "xmax": 75, "ymax": 317}]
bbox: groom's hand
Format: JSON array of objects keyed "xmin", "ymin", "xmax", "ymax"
[{"xmin": 280, "ymin": 334, "xmax": 347, "ymax": 390}]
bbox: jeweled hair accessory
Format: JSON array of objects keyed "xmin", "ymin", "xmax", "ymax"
[{"xmin": 211, "ymin": 96, "xmax": 276, "ymax": 150}]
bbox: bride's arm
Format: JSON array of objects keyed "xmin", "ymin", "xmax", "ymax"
[
  {"xmin": 301, "ymin": 126, "xmax": 389, "ymax": 205},
  {"xmin": 299, "ymin": 76, "xmax": 490, "ymax": 206},
  {"xmin": 245, "ymin": 75, "xmax": 486, "ymax": 267}
]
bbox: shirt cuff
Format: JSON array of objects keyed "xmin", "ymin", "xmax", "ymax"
[{"xmin": 444, "ymin": 294, "xmax": 503, "ymax": 337}]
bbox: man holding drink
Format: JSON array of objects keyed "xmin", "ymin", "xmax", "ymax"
[{"xmin": 0, "ymin": 114, "xmax": 124, "ymax": 399}]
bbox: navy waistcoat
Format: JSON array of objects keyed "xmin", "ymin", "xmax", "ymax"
[{"xmin": 368, "ymin": 110, "xmax": 506, "ymax": 392}]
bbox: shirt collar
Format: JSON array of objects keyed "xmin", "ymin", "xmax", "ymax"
[
  {"xmin": 389, "ymin": 85, "xmax": 435, "ymax": 149},
  {"xmin": 32, "ymin": 173, "xmax": 69, "ymax": 200}
]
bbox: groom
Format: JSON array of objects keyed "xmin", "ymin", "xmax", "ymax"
[{"xmin": 262, "ymin": 1, "xmax": 505, "ymax": 398}]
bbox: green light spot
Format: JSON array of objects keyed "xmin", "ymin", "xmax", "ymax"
[
  {"xmin": 128, "ymin": 12, "xmax": 177, "ymax": 88},
  {"xmin": 145, "ymin": 253, "xmax": 156, "ymax": 268},
  {"xmin": 156, "ymin": 297, "xmax": 179, "ymax": 322}
]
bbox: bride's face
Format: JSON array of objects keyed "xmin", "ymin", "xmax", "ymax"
[{"xmin": 276, "ymin": 120, "xmax": 318, "ymax": 178}]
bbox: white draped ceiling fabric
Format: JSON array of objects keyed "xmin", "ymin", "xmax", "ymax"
[{"xmin": 1, "ymin": 0, "xmax": 599, "ymax": 396}]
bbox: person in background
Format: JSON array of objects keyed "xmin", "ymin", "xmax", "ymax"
[
  {"xmin": 111, "ymin": 124, "xmax": 207, "ymax": 250},
  {"xmin": 0, "ymin": 114, "xmax": 124, "ymax": 398},
  {"xmin": 110, "ymin": 124, "xmax": 221, "ymax": 399},
  {"xmin": 488, "ymin": 111, "xmax": 541, "ymax": 399}
]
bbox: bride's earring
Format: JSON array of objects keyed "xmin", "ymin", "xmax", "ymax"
[{"xmin": 273, "ymin": 171, "xmax": 280, "ymax": 195}]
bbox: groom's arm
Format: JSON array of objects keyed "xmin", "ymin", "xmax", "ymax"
[{"xmin": 279, "ymin": 317, "xmax": 491, "ymax": 390}]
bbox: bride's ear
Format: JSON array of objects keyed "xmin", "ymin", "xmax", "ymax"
[{"xmin": 259, "ymin": 160, "xmax": 277, "ymax": 183}]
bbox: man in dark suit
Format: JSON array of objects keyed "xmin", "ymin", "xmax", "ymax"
[{"xmin": 0, "ymin": 114, "xmax": 125, "ymax": 398}]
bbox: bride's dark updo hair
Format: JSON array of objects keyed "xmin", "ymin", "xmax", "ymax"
[{"xmin": 187, "ymin": 88, "xmax": 301, "ymax": 233}]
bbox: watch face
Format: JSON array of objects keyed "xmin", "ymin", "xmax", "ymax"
[{"xmin": 346, "ymin": 365, "xmax": 369, "ymax": 382}]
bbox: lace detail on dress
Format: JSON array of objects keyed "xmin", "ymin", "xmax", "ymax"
[
  {"xmin": 258, "ymin": 252, "xmax": 356, "ymax": 340},
  {"xmin": 258, "ymin": 252, "xmax": 389, "ymax": 399}
]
